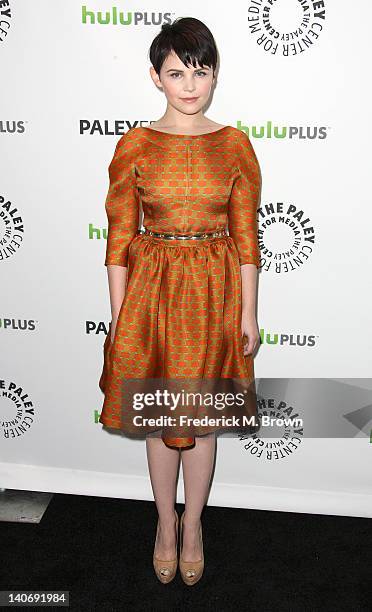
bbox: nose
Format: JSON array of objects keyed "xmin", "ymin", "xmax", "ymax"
[{"xmin": 183, "ymin": 75, "xmax": 197, "ymax": 93}]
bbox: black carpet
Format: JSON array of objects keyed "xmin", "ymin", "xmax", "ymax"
[{"xmin": 1, "ymin": 493, "xmax": 371, "ymax": 611}]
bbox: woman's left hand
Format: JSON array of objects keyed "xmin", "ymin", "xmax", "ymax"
[{"xmin": 241, "ymin": 314, "xmax": 260, "ymax": 356}]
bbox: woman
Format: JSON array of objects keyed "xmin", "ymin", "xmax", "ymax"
[{"xmin": 99, "ymin": 17, "xmax": 261, "ymax": 585}]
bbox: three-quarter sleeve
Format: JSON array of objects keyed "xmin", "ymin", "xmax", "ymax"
[
  {"xmin": 228, "ymin": 130, "xmax": 261, "ymax": 268},
  {"xmin": 104, "ymin": 132, "xmax": 140, "ymax": 267}
]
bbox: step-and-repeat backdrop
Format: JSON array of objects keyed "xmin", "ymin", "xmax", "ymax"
[{"xmin": 1, "ymin": 1, "xmax": 371, "ymax": 518}]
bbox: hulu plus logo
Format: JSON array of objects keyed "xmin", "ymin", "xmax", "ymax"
[
  {"xmin": 236, "ymin": 120, "xmax": 328, "ymax": 140},
  {"xmin": 81, "ymin": 6, "xmax": 173, "ymax": 26},
  {"xmin": 89, "ymin": 223, "xmax": 107, "ymax": 241},
  {"xmin": 259, "ymin": 328, "xmax": 316, "ymax": 348}
]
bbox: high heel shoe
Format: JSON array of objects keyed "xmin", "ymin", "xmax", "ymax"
[
  {"xmin": 153, "ymin": 509, "xmax": 179, "ymax": 584},
  {"xmin": 179, "ymin": 510, "xmax": 204, "ymax": 586}
]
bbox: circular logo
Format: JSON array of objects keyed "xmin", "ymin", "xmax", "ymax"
[
  {"xmin": 248, "ymin": 0, "xmax": 326, "ymax": 57},
  {"xmin": 0, "ymin": 2, "xmax": 12, "ymax": 44},
  {"xmin": 1, "ymin": 378, "xmax": 36, "ymax": 439},
  {"xmin": 0, "ymin": 194, "xmax": 24, "ymax": 263},
  {"xmin": 238, "ymin": 397, "xmax": 304, "ymax": 460},
  {"xmin": 258, "ymin": 200, "xmax": 316, "ymax": 272}
]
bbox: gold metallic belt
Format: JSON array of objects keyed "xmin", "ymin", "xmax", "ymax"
[{"xmin": 138, "ymin": 227, "xmax": 228, "ymax": 240}]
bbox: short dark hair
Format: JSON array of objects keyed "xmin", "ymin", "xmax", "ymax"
[{"xmin": 149, "ymin": 17, "xmax": 218, "ymax": 78}]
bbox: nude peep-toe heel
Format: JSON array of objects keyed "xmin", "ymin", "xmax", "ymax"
[
  {"xmin": 179, "ymin": 510, "xmax": 204, "ymax": 586},
  {"xmin": 153, "ymin": 509, "xmax": 179, "ymax": 584}
]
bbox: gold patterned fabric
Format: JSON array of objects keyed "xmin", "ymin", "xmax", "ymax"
[{"xmin": 99, "ymin": 126, "xmax": 261, "ymax": 449}]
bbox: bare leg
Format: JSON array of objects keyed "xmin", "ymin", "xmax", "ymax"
[
  {"xmin": 146, "ymin": 434, "xmax": 181, "ymax": 559},
  {"xmin": 180, "ymin": 433, "xmax": 216, "ymax": 561}
]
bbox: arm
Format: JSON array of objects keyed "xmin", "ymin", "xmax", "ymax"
[
  {"xmin": 104, "ymin": 132, "xmax": 140, "ymax": 339},
  {"xmin": 228, "ymin": 131, "xmax": 261, "ymax": 355},
  {"xmin": 107, "ymin": 266, "xmax": 127, "ymax": 331}
]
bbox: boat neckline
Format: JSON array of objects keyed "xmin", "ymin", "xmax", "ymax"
[{"xmin": 140, "ymin": 125, "xmax": 230, "ymax": 137}]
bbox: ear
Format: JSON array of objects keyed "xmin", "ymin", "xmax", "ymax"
[{"xmin": 149, "ymin": 65, "xmax": 161, "ymax": 86}]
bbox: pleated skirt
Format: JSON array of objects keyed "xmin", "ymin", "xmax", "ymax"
[{"xmin": 99, "ymin": 232, "xmax": 259, "ymax": 448}]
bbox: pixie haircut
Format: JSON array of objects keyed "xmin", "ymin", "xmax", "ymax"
[{"xmin": 149, "ymin": 17, "xmax": 218, "ymax": 78}]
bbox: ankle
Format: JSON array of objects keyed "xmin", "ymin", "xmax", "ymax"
[
  {"xmin": 182, "ymin": 513, "xmax": 201, "ymax": 529},
  {"xmin": 158, "ymin": 513, "xmax": 177, "ymax": 530}
]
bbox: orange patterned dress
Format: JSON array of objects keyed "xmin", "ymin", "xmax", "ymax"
[{"xmin": 99, "ymin": 125, "xmax": 261, "ymax": 449}]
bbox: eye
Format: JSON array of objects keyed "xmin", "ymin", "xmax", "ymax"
[
  {"xmin": 195, "ymin": 71, "xmax": 208, "ymax": 77},
  {"xmin": 169, "ymin": 72, "xmax": 181, "ymax": 78}
]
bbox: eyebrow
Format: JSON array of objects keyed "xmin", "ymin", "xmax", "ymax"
[{"xmin": 165, "ymin": 67, "xmax": 210, "ymax": 73}]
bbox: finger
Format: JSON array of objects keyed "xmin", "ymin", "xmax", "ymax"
[
  {"xmin": 242, "ymin": 338, "xmax": 250, "ymax": 355},
  {"xmin": 243, "ymin": 338, "xmax": 257, "ymax": 355}
]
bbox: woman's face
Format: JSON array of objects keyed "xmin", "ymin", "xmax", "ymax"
[{"xmin": 150, "ymin": 50, "xmax": 215, "ymax": 114}]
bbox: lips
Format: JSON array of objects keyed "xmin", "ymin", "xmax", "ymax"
[{"xmin": 181, "ymin": 97, "xmax": 199, "ymax": 102}]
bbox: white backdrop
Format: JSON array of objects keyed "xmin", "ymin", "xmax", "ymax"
[{"xmin": 1, "ymin": 0, "xmax": 372, "ymax": 518}]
